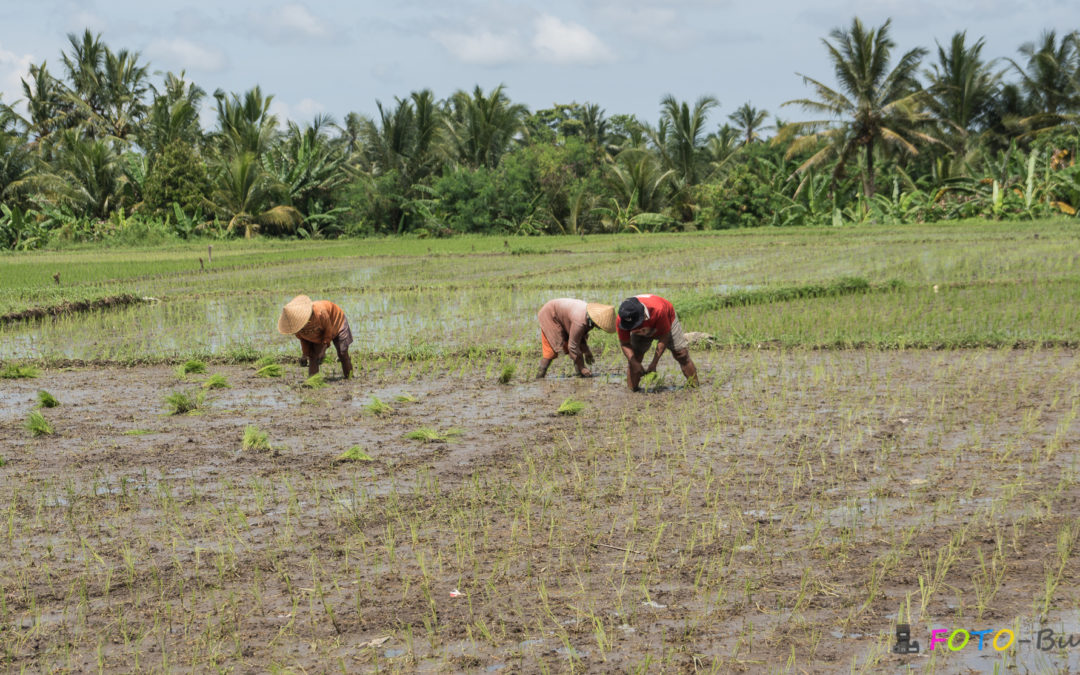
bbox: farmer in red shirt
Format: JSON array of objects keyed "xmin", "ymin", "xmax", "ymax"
[
  {"xmin": 277, "ymin": 295, "xmax": 353, "ymax": 379},
  {"xmin": 617, "ymin": 294, "xmax": 698, "ymax": 391}
]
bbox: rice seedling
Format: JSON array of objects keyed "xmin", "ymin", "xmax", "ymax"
[
  {"xmin": 557, "ymin": 398, "xmax": 585, "ymax": 415},
  {"xmin": 302, "ymin": 373, "xmax": 327, "ymax": 389},
  {"xmin": 395, "ymin": 393, "xmax": 418, "ymax": 402},
  {"xmin": 1, "ymin": 363, "xmax": 39, "ymax": 379},
  {"xmin": 25, "ymin": 410, "xmax": 53, "ymax": 436},
  {"xmin": 337, "ymin": 446, "xmax": 374, "ymax": 462},
  {"xmin": 256, "ymin": 363, "xmax": 283, "ymax": 378},
  {"xmin": 365, "ymin": 397, "xmax": 391, "ymax": 415},
  {"xmin": 201, "ymin": 373, "xmax": 230, "ymax": 389},
  {"xmin": 36, "ymin": 390, "xmax": 59, "ymax": 408},
  {"xmin": 639, "ymin": 372, "xmax": 665, "ymax": 392},
  {"xmin": 498, "ymin": 364, "xmax": 516, "ymax": 384},
  {"xmin": 177, "ymin": 359, "xmax": 207, "ymax": 375},
  {"xmin": 405, "ymin": 427, "xmax": 463, "ymax": 443},
  {"xmin": 254, "ymin": 356, "xmax": 277, "ymax": 369},
  {"xmin": 242, "ymin": 425, "xmax": 270, "ymax": 451},
  {"xmin": 122, "ymin": 429, "xmax": 154, "ymax": 436},
  {"xmin": 164, "ymin": 389, "xmax": 204, "ymax": 415}
]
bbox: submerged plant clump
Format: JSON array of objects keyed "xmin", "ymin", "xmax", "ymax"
[
  {"xmin": 36, "ymin": 390, "xmax": 60, "ymax": 408},
  {"xmin": 1, "ymin": 364, "xmax": 39, "ymax": 379},
  {"xmin": 242, "ymin": 425, "xmax": 270, "ymax": 451},
  {"xmin": 557, "ymin": 398, "xmax": 585, "ymax": 415},
  {"xmin": 25, "ymin": 410, "xmax": 53, "ymax": 436},
  {"xmin": 164, "ymin": 390, "xmax": 204, "ymax": 415},
  {"xmin": 337, "ymin": 445, "xmax": 374, "ymax": 462},
  {"xmin": 405, "ymin": 427, "xmax": 463, "ymax": 443}
]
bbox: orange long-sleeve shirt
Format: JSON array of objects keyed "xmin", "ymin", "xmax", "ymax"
[{"xmin": 295, "ymin": 300, "xmax": 346, "ymax": 356}]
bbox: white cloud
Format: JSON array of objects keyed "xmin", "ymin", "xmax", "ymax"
[
  {"xmin": 432, "ymin": 13, "xmax": 615, "ymax": 67},
  {"xmin": 270, "ymin": 97, "xmax": 326, "ymax": 124},
  {"xmin": 532, "ymin": 15, "xmax": 614, "ymax": 65},
  {"xmin": 250, "ymin": 3, "xmax": 332, "ymax": 42},
  {"xmin": 432, "ymin": 28, "xmax": 527, "ymax": 66},
  {"xmin": 147, "ymin": 39, "xmax": 227, "ymax": 73},
  {"xmin": 0, "ymin": 42, "xmax": 34, "ymax": 116}
]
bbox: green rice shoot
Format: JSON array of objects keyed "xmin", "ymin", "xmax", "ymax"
[
  {"xmin": 178, "ymin": 359, "xmax": 207, "ymax": 375},
  {"xmin": 1, "ymin": 364, "xmax": 39, "ymax": 379},
  {"xmin": 36, "ymin": 390, "xmax": 60, "ymax": 408},
  {"xmin": 394, "ymin": 393, "xmax": 418, "ymax": 403},
  {"xmin": 256, "ymin": 363, "xmax": 283, "ymax": 378},
  {"xmin": 365, "ymin": 397, "xmax": 392, "ymax": 415},
  {"xmin": 201, "ymin": 373, "xmax": 230, "ymax": 389},
  {"xmin": 25, "ymin": 410, "xmax": 53, "ymax": 436},
  {"xmin": 639, "ymin": 372, "xmax": 664, "ymax": 392},
  {"xmin": 405, "ymin": 426, "xmax": 462, "ymax": 443},
  {"xmin": 302, "ymin": 373, "xmax": 327, "ymax": 389},
  {"xmin": 498, "ymin": 364, "xmax": 516, "ymax": 384},
  {"xmin": 164, "ymin": 390, "xmax": 203, "ymax": 415},
  {"xmin": 242, "ymin": 425, "xmax": 270, "ymax": 451},
  {"xmin": 557, "ymin": 398, "xmax": 586, "ymax": 415},
  {"xmin": 337, "ymin": 445, "xmax": 374, "ymax": 462},
  {"xmin": 254, "ymin": 356, "xmax": 277, "ymax": 369}
]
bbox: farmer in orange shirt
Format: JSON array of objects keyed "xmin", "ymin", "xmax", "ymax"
[
  {"xmin": 617, "ymin": 294, "xmax": 698, "ymax": 391},
  {"xmin": 277, "ymin": 295, "xmax": 353, "ymax": 379},
  {"xmin": 536, "ymin": 299, "xmax": 616, "ymax": 378}
]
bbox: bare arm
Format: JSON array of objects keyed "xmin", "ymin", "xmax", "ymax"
[{"xmin": 621, "ymin": 342, "xmax": 645, "ymax": 390}]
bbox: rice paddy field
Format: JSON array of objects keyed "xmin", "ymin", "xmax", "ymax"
[{"xmin": 2, "ymin": 218, "xmax": 1080, "ymax": 673}]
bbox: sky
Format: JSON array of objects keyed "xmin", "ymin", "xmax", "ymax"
[{"xmin": 0, "ymin": 0, "xmax": 1076, "ymax": 132}]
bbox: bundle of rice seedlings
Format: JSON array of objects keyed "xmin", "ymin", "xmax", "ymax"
[
  {"xmin": 164, "ymin": 390, "xmax": 203, "ymax": 415},
  {"xmin": 201, "ymin": 374, "xmax": 230, "ymax": 389},
  {"xmin": 337, "ymin": 445, "xmax": 374, "ymax": 462},
  {"xmin": 302, "ymin": 373, "xmax": 327, "ymax": 389},
  {"xmin": 394, "ymin": 393, "xmax": 418, "ymax": 403},
  {"xmin": 497, "ymin": 364, "xmax": 516, "ymax": 384},
  {"xmin": 25, "ymin": 410, "xmax": 53, "ymax": 436},
  {"xmin": 1, "ymin": 364, "xmax": 39, "ymax": 379},
  {"xmin": 256, "ymin": 363, "xmax": 283, "ymax": 378},
  {"xmin": 36, "ymin": 390, "xmax": 60, "ymax": 408},
  {"xmin": 242, "ymin": 425, "xmax": 270, "ymax": 451},
  {"xmin": 365, "ymin": 397, "xmax": 391, "ymax": 415},
  {"xmin": 178, "ymin": 360, "xmax": 207, "ymax": 375},
  {"xmin": 557, "ymin": 398, "xmax": 585, "ymax": 415},
  {"xmin": 405, "ymin": 427, "xmax": 462, "ymax": 443}
]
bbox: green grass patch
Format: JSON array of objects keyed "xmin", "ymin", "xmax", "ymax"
[
  {"xmin": 25, "ymin": 410, "xmax": 53, "ymax": 436},
  {"xmin": 36, "ymin": 390, "xmax": 60, "ymax": 408},
  {"xmin": 557, "ymin": 398, "xmax": 585, "ymax": 415},
  {"xmin": 337, "ymin": 445, "xmax": 374, "ymax": 462}
]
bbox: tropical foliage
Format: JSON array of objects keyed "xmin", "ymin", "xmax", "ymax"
[{"xmin": 0, "ymin": 22, "xmax": 1078, "ymax": 249}]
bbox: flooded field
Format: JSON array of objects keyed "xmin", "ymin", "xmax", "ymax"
[{"xmin": 2, "ymin": 348, "xmax": 1080, "ymax": 672}]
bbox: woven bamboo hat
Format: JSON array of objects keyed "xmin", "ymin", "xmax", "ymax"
[
  {"xmin": 277, "ymin": 295, "xmax": 314, "ymax": 334},
  {"xmin": 586, "ymin": 302, "xmax": 617, "ymax": 333}
]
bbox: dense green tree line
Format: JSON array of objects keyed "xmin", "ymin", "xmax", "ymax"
[{"xmin": 0, "ymin": 19, "xmax": 1078, "ymax": 249}]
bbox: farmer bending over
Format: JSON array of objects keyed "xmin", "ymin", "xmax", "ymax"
[
  {"xmin": 617, "ymin": 294, "xmax": 698, "ymax": 391},
  {"xmin": 536, "ymin": 299, "xmax": 616, "ymax": 378},
  {"xmin": 277, "ymin": 294, "xmax": 353, "ymax": 379}
]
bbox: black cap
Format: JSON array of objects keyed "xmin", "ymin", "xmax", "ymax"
[{"xmin": 618, "ymin": 297, "xmax": 645, "ymax": 331}]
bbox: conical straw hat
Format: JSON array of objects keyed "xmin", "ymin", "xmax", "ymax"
[
  {"xmin": 586, "ymin": 302, "xmax": 617, "ymax": 333},
  {"xmin": 277, "ymin": 295, "xmax": 314, "ymax": 334}
]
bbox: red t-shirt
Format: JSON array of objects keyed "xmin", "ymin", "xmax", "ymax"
[{"xmin": 617, "ymin": 294, "xmax": 675, "ymax": 342}]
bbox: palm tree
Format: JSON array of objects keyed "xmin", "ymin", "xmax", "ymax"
[
  {"xmin": 728, "ymin": 102, "xmax": 770, "ymax": 145},
  {"xmin": 655, "ymin": 94, "xmax": 718, "ymax": 186},
  {"xmin": 782, "ymin": 17, "xmax": 933, "ymax": 200},
  {"xmin": 212, "ymin": 86, "xmax": 278, "ymax": 157},
  {"xmin": 925, "ymin": 31, "xmax": 1001, "ymax": 154},
  {"xmin": 1008, "ymin": 30, "xmax": 1080, "ymax": 133},
  {"xmin": 444, "ymin": 84, "xmax": 527, "ymax": 169},
  {"xmin": 211, "ymin": 152, "xmax": 301, "ymax": 238},
  {"xmin": 140, "ymin": 72, "xmax": 206, "ymax": 157}
]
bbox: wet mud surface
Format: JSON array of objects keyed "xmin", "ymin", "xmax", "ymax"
[{"xmin": 2, "ymin": 349, "xmax": 1080, "ymax": 672}]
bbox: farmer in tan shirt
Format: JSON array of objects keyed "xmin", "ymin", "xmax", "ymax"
[
  {"xmin": 536, "ymin": 299, "xmax": 616, "ymax": 378},
  {"xmin": 277, "ymin": 295, "xmax": 353, "ymax": 379}
]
